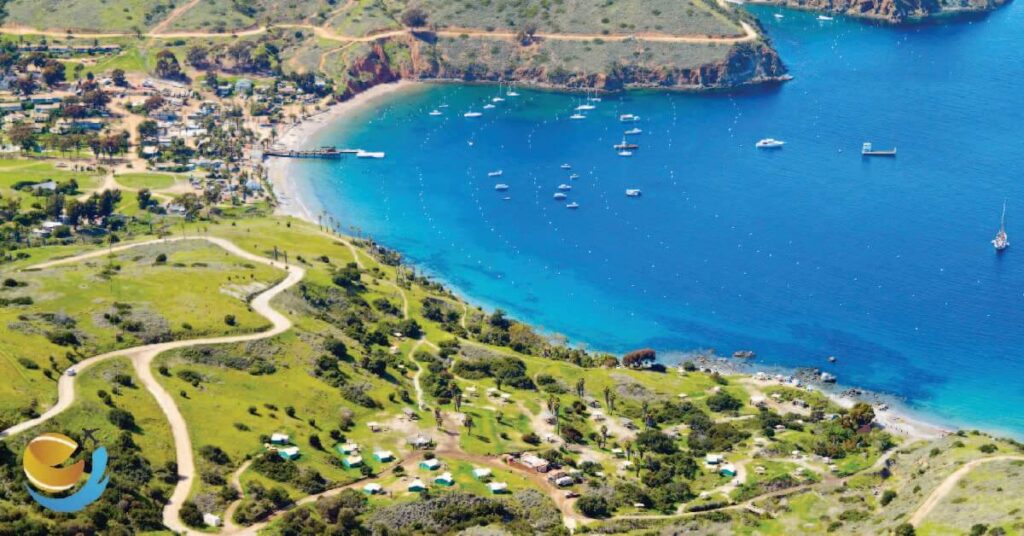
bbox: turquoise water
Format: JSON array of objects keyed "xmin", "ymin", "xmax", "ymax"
[{"xmin": 287, "ymin": 5, "xmax": 1024, "ymax": 435}]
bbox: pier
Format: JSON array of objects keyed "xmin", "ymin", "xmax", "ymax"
[{"xmin": 263, "ymin": 146, "xmax": 350, "ymax": 159}]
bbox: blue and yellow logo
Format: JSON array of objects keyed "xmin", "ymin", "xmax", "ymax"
[{"xmin": 23, "ymin": 433, "xmax": 109, "ymax": 512}]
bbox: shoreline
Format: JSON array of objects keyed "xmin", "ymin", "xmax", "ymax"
[
  {"xmin": 265, "ymin": 80, "xmax": 971, "ymax": 445},
  {"xmin": 266, "ymin": 80, "xmax": 420, "ymax": 224}
]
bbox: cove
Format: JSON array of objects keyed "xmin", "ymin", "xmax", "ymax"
[{"xmin": 283, "ymin": 5, "xmax": 1024, "ymax": 436}]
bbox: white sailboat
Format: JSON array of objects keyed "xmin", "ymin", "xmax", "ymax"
[
  {"xmin": 993, "ymin": 200, "xmax": 1009, "ymax": 251},
  {"xmin": 506, "ymin": 83, "xmax": 520, "ymax": 97}
]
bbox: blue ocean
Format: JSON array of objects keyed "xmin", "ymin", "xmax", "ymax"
[{"xmin": 286, "ymin": 5, "xmax": 1024, "ymax": 436}]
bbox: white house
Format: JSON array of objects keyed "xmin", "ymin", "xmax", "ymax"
[
  {"xmin": 363, "ymin": 483, "xmax": 382, "ymax": 494},
  {"xmin": 270, "ymin": 433, "xmax": 290, "ymax": 445},
  {"xmin": 472, "ymin": 467, "xmax": 492, "ymax": 479},
  {"xmin": 487, "ymin": 482, "xmax": 509, "ymax": 494}
]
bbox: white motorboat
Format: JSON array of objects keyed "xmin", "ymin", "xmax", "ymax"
[
  {"xmin": 488, "ymin": 170, "xmax": 503, "ymax": 177},
  {"xmin": 553, "ymin": 192, "xmax": 568, "ymax": 200},
  {"xmin": 625, "ymin": 128, "xmax": 643, "ymax": 135},
  {"xmin": 560, "ymin": 164, "xmax": 572, "ymax": 170},
  {"xmin": 619, "ymin": 114, "xmax": 640, "ymax": 122},
  {"xmin": 429, "ymin": 110, "xmax": 442, "ymax": 116},
  {"xmin": 494, "ymin": 184, "xmax": 510, "ymax": 191},
  {"xmin": 558, "ymin": 184, "xmax": 572, "ymax": 191},
  {"xmin": 570, "ymin": 113, "xmax": 586, "ymax": 120},
  {"xmin": 993, "ymin": 200, "xmax": 1010, "ymax": 251},
  {"xmin": 618, "ymin": 150, "xmax": 633, "ymax": 157},
  {"xmin": 464, "ymin": 111, "xmax": 483, "ymax": 118},
  {"xmin": 756, "ymin": 138, "xmax": 785, "ymax": 149},
  {"xmin": 566, "ymin": 202, "xmax": 580, "ymax": 209},
  {"xmin": 626, "ymin": 189, "xmax": 642, "ymax": 197},
  {"xmin": 568, "ymin": 173, "xmax": 579, "ymax": 180},
  {"xmin": 356, "ymin": 150, "xmax": 385, "ymax": 159},
  {"xmin": 575, "ymin": 104, "xmax": 596, "ymax": 111},
  {"xmin": 817, "ymin": 15, "xmax": 834, "ymax": 20},
  {"xmin": 483, "ymin": 104, "xmax": 496, "ymax": 110}
]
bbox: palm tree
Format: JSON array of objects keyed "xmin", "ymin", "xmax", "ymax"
[
  {"xmin": 599, "ymin": 425, "xmax": 608, "ymax": 448},
  {"xmin": 434, "ymin": 408, "xmax": 443, "ymax": 430},
  {"xmin": 641, "ymin": 401, "xmax": 650, "ymax": 430},
  {"xmin": 453, "ymin": 392, "xmax": 462, "ymax": 412},
  {"xmin": 576, "ymin": 378, "xmax": 585, "ymax": 399}
]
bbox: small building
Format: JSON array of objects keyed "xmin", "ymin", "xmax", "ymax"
[
  {"xmin": 270, "ymin": 433, "xmax": 290, "ymax": 445},
  {"xmin": 750, "ymin": 396, "xmax": 767, "ymax": 408},
  {"xmin": 472, "ymin": 467, "xmax": 492, "ymax": 480},
  {"xmin": 338, "ymin": 443, "xmax": 359, "ymax": 455},
  {"xmin": 367, "ymin": 421, "xmax": 383, "ymax": 432},
  {"xmin": 363, "ymin": 483, "xmax": 382, "ymax": 495},
  {"xmin": 343, "ymin": 455, "xmax": 363, "ymax": 469},
  {"xmin": 611, "ymin": 448, "xmax": 625, "ymax": 458},
  {"xmin": 487, "ymin": 482, "xmax": 509, "ymax": 494},
  {"xmin": 720, "ymin": 464, "xmax": 738, "ymax": 478},
  {"xmin": 235, "ymin": 78, "xmax": 254, "ymax": 94},
  {"xmin": 408, "ymin": 479, "xmax": 427, "ymax": 492},
  {"xmin": 591, "ymin": 411, "xmax": 605, "ymax": 422},
  {"xmin": 408, "ymin": 435, "xmax": 432, "ymax": 449},
  {"xmin": 705, "ymin": 454, "xmax": 723, "ymax": 465},
  {"xmin": 373, "ymin": 450, "xmax": 394, "ymax": 462},
  {"xmin": 434, "ymin": 472, "xmax": 454, "ymax": 486},
  {"xmin": 420, "ymin": 458, "xmax": 441, "ymax": 471},
  {"xmin": 520, "ymin": 453, "xmax": 550, "ymax": 473},
  {"xmin": 203, "ymin": 513, "xmax": 221, "ymax": 527},
  {"xmin": 278, "ymin": 446, "xmax": 300, "ymax": 461}
]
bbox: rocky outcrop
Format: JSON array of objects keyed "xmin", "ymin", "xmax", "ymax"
[
  {"xmin": 335, "ymin": 37, "xmax": 789, "ymax": 97},
  {"xmin": 752, "ymin": 0, "xmax": 1011, "ymax": 23}
]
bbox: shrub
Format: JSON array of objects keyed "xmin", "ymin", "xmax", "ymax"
[
  {"xmin": 706, "ymin": 391, "xmax": 742, "ymax": 412},
  {"xmin": 880, "ymin": 490, "xmax": 897, "ymax": 506},
  {"xmin": 979, "ymin": 443, "xmax": 998, "ymax": 454},
  {"xmin": 108, "ymin": 408, "xmax": 136, "ymax": 430},
  {"xmin": 576, "ymin": 494, "xmax": 610, "ymax": 518},
  {"xmin": 180, "ymin": 501, "xmax": 204, "ymax": 527},
  {"xmin": 224, "ymin": 314, "xmax": 236, "ymax": 326}
]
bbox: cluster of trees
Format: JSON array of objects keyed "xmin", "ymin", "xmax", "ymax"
[
  {"xmin": 451, "ymin": 355, "xmax": 534, "ymax": 391},
  {"xmin": 184, "ymin": 40, "xmax": 281, "ymax": 75}
]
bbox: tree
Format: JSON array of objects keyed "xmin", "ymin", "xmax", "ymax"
[
  {"xmin": 41, "ymin": 60, "xmax": 65, "ymax": 86},
  {"xmin": 464, "ymin": 414, "xmax": 474, "ymax": 436},
  {"xmin": 138, "ymin": 119, "xmax": 159, "ymax": 140},
  {"xmin": 894, "ymin": 524, "xmax": 916, "ymax": 536},
  {"xmin": 8, "ymin": 122, "xmax": 37, "ymax": 153},
  {"xmin": 622, "ymin": 348, "xmax": 656, "ymax": 369},
  {"xmin": 516, "ymin": 23, "xmax": 538, "ymax": 46},
  {"xmin": 707, "ymin": 391, "xmax": 743, "ymax": 412},
  {"xmin": 108, "ymin": 408, "xmax": 136, "ymax": 430},
  {"xmin": 880, "ymin": 490, "xmax": 897, "ymax": 506},
  {"xmin": 401, "ymin": 7, "xmax": 429, "ymax": 27},
  {"xmin": 180, "ymin": 501, "xmax": 204, "ymax": 527},
  {"xmin": 155, "ymin": 50, "xmax": 183, "ymax": 80},
  {"xmin": 575, "ymin": 378, "xmax": 585, "ymax": 398},
  {"xmin": 576, "ymin": 494, "xmax": 610, "ymax": 518},
  {"xmin": 15, "ymin": 75, "xmax": 36, "ymax": 96},
  {"xmin": 186, "ymin": 45, "xmax": 209, "ymax": 68},
  {"xmin": 112, "ymin": 68, "xmax": 127, "ymax": 87},
  {"xmin": 841, "ymin": 402, "xmax": 875, "ymax": 431}
]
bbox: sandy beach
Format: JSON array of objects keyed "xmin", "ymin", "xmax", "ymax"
[{"xmin": 265, "ymin": 80, "xmax": 419, "ymax": 224}]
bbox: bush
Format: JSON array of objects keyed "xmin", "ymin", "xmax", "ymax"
[
  {"xmin": 224, "ymin": 314, "xmax": 236, "ymax": 326},
  {"xmin": 108, "ymin": 408, "xmax": 136, "ymax": 430},
  {"xmin": 894, "ymin": 523, "xmax": 916, "ymax": 536},
  {"xmin": 155, "ymin": 253, "xmax": 167, "ymax": 264},
  {"xmin": 880, "ymin": 490, "xmax": 897, "ymax": 506},
  {"xmin": 180, "ymin": 501, "xmax": 204, "ymax": 528},
  {"xmin": 707, "ymin": 391, "xmax": 743, "ymax": 412},
  {"xmin": 576, "ymin": 494, "xmax": 610, "ymax": 518},
  {"xmin": 200, "ymin": 445, "xmax": 231, "ymax": 465},
  {"xmin": 979, "ymin": 443, "xmax": 998, "ymax": 454}
]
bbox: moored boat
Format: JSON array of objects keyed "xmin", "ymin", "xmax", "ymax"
[
  {"xmin": 993, "ymin": 200, "xmax": 1010, "ymax": 251},
  {"xmin": 553, "ymin": 192, "xmax": 568, "ymax": 200},
  {"xmin": 756, "ymin": 138, "xmax": 785, "ymax": 149},
  {"xmin": 566, "ymin": 202, "xmax": 580, "ymax": 209},
  {"xmin": 488, "ymin": 170, "xmax": 503, "ymax": 177},
  {"xmin": 626, "ymin": 189, "xmax": 642, "ymax": 197},
  {"xmin": 494, "ymin": 183, "xmax": 510, "ymax": 191},
  {"xmin": 464, "ymin": 111, "xmax": 483, "ymax": 118},
  {"xmin": 861, "ymin": 142, "xmax": 897, "ymax": 157}
]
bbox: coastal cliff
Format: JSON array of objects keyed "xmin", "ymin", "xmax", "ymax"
[
  {"xmin": 751, "ymin": 0, "xmax": 1011, "ymax": 23},
  {"xmin": 335, "ymin": 36, "xmax": 788, "ymax": 99}
]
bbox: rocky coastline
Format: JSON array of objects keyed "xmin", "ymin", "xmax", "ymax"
[
  {"xmin": 335, "ymin": 37, "xmax": 790, "ymax": 100},
  {"xmin": 748, "ymin": 0, "xmax": 1011, "ymax": 24}
]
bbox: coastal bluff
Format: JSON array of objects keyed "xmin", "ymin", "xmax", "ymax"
[
  {"xmin": 335, "ymin": 37, "xmax": 789, "ymax": 99},
  {"xmin": 750, "ymin": 0, "xmax": 1011, "ymax": 23}
]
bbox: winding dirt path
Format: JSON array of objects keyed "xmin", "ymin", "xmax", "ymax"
[
  {"xmin": 0, "ymin": 235, "xmax": 305, "ymax": 536},
  {"xmin": 150, "ymin": 0, "xmax": 202, "ymax": 35},
  {"xmin": 909, "ymin": 455, "xmax": 1024, "ymax": 526}
]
